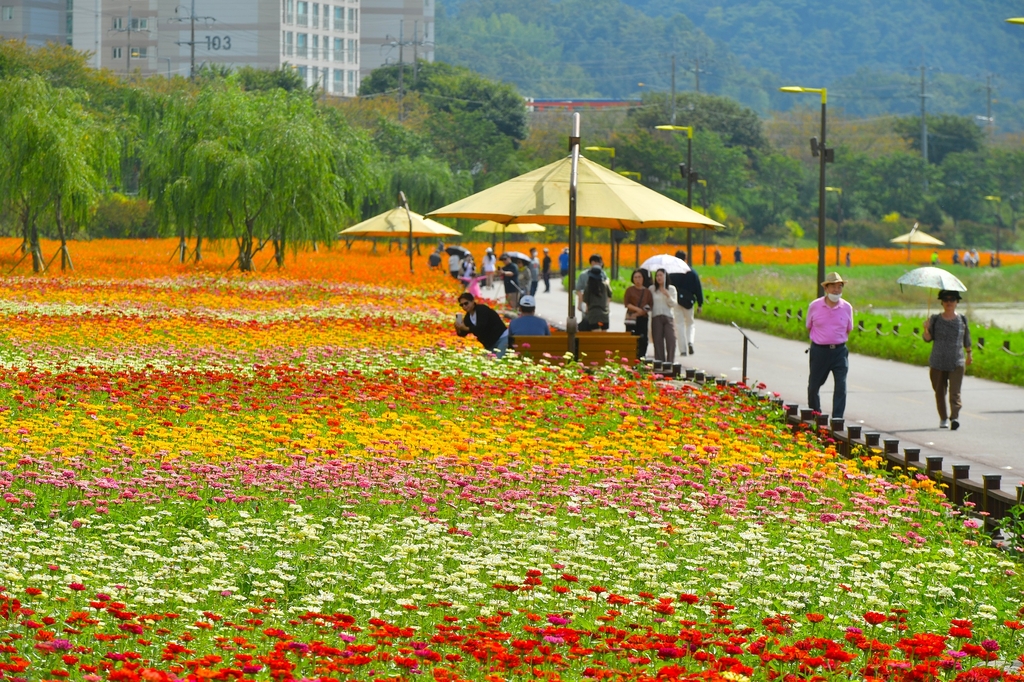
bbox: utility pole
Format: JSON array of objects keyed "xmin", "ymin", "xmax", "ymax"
[
  {"xmin": 670, "ymin": 54, "xmax": 676, "ymax": 124},
  {"xmin": 398, "ymin": 20, "xmax": 404, "ymax": 120},
  {"xmin": 694, "ymin": 56, "xmax": 700, "ymax": 92},
  {"xmin": 920, "ymin": 63, "xmax": 929, "ymax": 191},
  {"xmin": 987, "ymin": 74, "xmax": 995, "ymax": 140},
  {"xmin": 384, "ymin": 20, "xmax": 432, "ymax": 121},
  {"xmin": 173, "ymin": 0, "xmax": 216, "ymax": 80}
]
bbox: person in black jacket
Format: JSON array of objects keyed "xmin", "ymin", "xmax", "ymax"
[
  {"xmin": 454, "ymin": 292, "xmax": 509, "ymax": 358},
  {"xmin": 668, "ymin": 251, "xmax": 704, "ymax": 356}
]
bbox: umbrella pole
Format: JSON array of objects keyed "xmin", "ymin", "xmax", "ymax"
[
  {"xmin": 399, "ymin": 191, "xmax": 414, "ymax": 273},
  {"xmin": 567, "ymin": 113, "xmax": 581, "ymax": 356}
]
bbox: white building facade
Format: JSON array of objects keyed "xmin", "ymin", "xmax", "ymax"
[{"xmin": 4, "ymin": 0, "xmax": 361, "ymax": 96}]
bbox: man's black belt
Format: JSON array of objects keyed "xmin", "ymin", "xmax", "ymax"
[{"xmin": 812, "ymin": 342, "xmax": 845, "ymax": 349}]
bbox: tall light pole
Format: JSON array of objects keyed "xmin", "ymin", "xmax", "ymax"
[
  {"xmin": 583, "ymin": 146, "xmax": 615, "ymax": 273},
  {"xmin": 985, "ymin": 195, "xmax": 1002, "ymax": 265},
  {"xmin": 825, "ymin": 186, "xmax": 843, "ymax": 266},
  {"xmin": 697, "ymin": 178, "xmax": 709, "ymax": 265},
  {"xmin": 780, "ymin": 86, "xmax": 833, "ymax": 298},
  {"xmin": 655, "ymin": 125, "xmax": 697, "ymax": 262}
]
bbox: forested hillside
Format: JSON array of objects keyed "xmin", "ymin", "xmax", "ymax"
[{"xmin": 437, "ymin": 0, "xmax": 1024, "ymax": 130}]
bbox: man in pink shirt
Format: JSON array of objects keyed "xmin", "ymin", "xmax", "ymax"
[{"xmin": 806, "ymin": 272, "xmax": 854, "ymax": 419}]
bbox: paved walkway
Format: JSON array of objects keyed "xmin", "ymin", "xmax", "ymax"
[{"xmin": 511, "ymin": 280, "xmax": 1024, "ymax": 480}]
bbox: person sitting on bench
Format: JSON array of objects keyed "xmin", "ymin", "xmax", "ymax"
[{"xmin": 508, "ymin": 296, "xmax": 550, "ymax": 344}]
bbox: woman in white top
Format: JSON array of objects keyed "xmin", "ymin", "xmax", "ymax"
[
  {"xmin": 649, "ymin": 268, "xmax": 679, "ymax": 363},
  {"xmin": 482, "ymin": 248, "xmax": 497, "ymax": 288}
]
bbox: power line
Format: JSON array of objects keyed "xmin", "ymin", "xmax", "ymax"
[{"xmin": 171, "ymin": 1, "xmax": 216, "ymax": 80}]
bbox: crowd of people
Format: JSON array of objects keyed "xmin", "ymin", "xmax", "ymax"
[
  {"xmin": 942, "ymin": 248, "xmax": 1001, "ymax": 268},
  {"xmin": 447, "ymin": 243, "xmax": 975, "ymax": 433}
]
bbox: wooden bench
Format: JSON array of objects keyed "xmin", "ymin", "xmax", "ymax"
[
  {"xmin": 511, "ymin": 332, "xmax": 638, "ymax": 367},
  {"xmin": 576, "ymin": 332, "xmax": 639, "ymax": 367},
  {"xmin": 511, "ymin": 333, "xmax": 571, "ymax": 364}
]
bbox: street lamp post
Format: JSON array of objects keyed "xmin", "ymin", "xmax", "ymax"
[
  {"xmin": 985, "ymin": 195, "xmax": 1002, "ymax": 266},
  {"xmin": 826, "ymin": 186, "xmax": 843, "ymax": 266},
  {"xmin": 583, "ymin": 146, "xmax": 615, "ymax": 273},
  {"xmin": 697, "ymin": 179, "xmax": 709, "ymax": 265},
  {"xmin": 655, "ymin": 125, "xmax": 697, "ymax": 262},
  {"xmin": 780, "ymin": 86, "xmax": 833, "ymax": 298}
]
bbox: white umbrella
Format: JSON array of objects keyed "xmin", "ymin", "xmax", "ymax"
[
  {"xmin": 641, "ymin": 254, "xmax": 691, "ymax": 275},
  {"xmin": 896, "ymin": 266, "xmax": 967, "ymax": 292}
]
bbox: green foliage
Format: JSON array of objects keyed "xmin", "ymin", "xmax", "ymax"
[
  {"xmin": 141, "ymin": 84, "xmax": 375, "ymax": 270},
  {"xmin": 90, "ymin": 193, "xmax": 158, "ymax": 239},
  {"xmin": 437, "ymin": 0, "xmax": 725, "ymax": 102},
  {"xmin": 860, "ymin": 151, "xmax": 932, "ymax": 219},
  {"xmin": 938, "ymin": 151, "xmax": 992, "ymax": 227},
  {"xmin": 359, "ymin": 61, "xmax": 527, "ymax": 190},
  {"xmin": 629, "ymin": 92, "xmax": 768, "ymax": 153},
  {"xmin": 0, "ymin": 76, "xmax": 117, "ymax": 271},
  {"xmin": 893, "ymin": 114, "xmax": 986, "ymax": 165},
  {"xmin": 739, "ymin": 152, "xmax": 804, "ymax": 237},
  {"xmin": 235, "ymin": 65, "xmax": 309, "ymax": 93},
  {"xmin": 435, "ymin": 13, "xmax": 594, "ymax": 97}
]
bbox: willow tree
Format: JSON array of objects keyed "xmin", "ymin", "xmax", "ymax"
[
  {"xmin": 0, "ymin": 77, "xmax": 115, "ymax": 272},
  {"xmin": 145, "ymin": 83, "xmax": 374, "ymax": 272}
]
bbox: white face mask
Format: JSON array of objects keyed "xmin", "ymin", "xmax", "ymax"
[{"xmin": 826, "ymin": 292, "xmax": 842, "ymax": 303}]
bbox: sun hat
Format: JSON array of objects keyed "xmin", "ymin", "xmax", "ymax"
[
  {"xmin": 938, "ymin": 289, "xmax": 962, "ymax": 301},
  {"xmin": 821, "ymin": 272, "xmax": 845, "ymax": 286}
]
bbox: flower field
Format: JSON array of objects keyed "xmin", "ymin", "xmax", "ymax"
[{"xmin": 1, "ymin": 241, "xmax": 1023, "ymax": 682}]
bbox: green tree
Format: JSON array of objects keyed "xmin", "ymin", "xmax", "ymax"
[
  {"xmin": 987, "ymin": 147, "xmax": 1024, "ymax": 234},
  {"xmin": 0, "ymin": 77, "xmax": 116, "ymax": 272},
  {"xmin": 893, "ymin": 114, "xmax": 986, "ymax": 166},
  {"xmin": 359, "ymin": 61, "xmax": 527, "ymax": 189},
  {"xmin": 143, "ymin": 84, "xmax": 375, "ymax": 271},
  {"xmin": 630, "ymin": 91, "xmax": 768, "ymax": 153},
  {"xmin": 738, "ymin": 152, "xmax": 803, "ymax": 237},
  {"xmin": 861, "ymin": 151, "xmax": 933, "ymax": 219},
  {"xmin": 937, "ymin": 151, "xmax": 991, "ymax": 229},
  {"xmin": 235, "ymin": 65, "xmax": 308, "ymax": 92}
]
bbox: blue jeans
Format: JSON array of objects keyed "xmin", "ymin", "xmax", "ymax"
[
  {"xmin": 808, "ymin": 343, "xmax": 848, "ymax": 418},
  {"xmin": 492, "ymin": 332, "xmax": 510, "ymax": 359}
]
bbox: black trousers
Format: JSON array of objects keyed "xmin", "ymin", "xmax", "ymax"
[{"xmin": 808, "ymin": 343, "xmax": 848, "ymax": 418}]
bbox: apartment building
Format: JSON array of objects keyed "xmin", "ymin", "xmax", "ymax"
[
  {"xmin": 359, "ymin": 0, "xmax": 432, "ymax": 79},
  {"xmin": 3, "ymin": 0, "xmax": 362, "ymax": 96},
  {"xmin": 0, "ymin": 0, "xmax": 68, "ymax": 46}
]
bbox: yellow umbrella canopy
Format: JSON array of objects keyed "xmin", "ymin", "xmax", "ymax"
[
  {"xmin": 471, "ymin": 221, "xmax": 547, "ymax": 234},
  {"xmin": 428, "ymin": 156, "xmax": 722, "ymax": 230},
  {"xmin": 340, "ymin": 207, "xmax": 461, "ymax": 238},
  {"xmin": 890, "ymin": 230, "xmax": 945, "ymax": 246}
]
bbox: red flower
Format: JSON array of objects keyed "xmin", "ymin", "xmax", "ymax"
[
  {"xmin": 863, "ymin": 611, "xmax": 887, "ymax": 625},
  {"xmin": 67, "ymin": 583, "xmax": 85, "ymax": 592},
  {"xmin": 806, "ymin": 613, "xmax": 825, "ymax": 623}
]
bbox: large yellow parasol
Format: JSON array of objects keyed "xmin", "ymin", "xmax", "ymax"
[
  {"xmin": 889, "ymin": 223, "xmax": 944, "ymax": 261},
  {"xmin": 470, "ymin": 221, "xmax": 547, "ymax": 234},
  {"xmin": 428, "ymin": 156, "xmax": 722, "ymax": 230},
  {"xmin": 340, "ymin": 207, "xmax": 461, "ymax": 238}
]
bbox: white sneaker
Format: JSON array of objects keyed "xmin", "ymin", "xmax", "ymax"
[{"xmin": 939, "ymin": 419, "xmax": 949, "ymax": 429}]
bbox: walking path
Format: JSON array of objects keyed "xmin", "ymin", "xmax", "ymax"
[{"xmin": 511, "ymin": 279, "xmax": 1024, "ymax": 479}]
